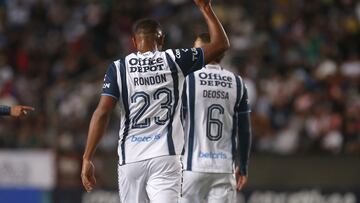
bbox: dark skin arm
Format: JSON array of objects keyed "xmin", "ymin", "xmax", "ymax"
[
  {"xmin": 194, "ymin": 0, "xmax": 230, "ymax": 64},
  {"xmin": 81, "ymin": 96, "xmax": 117, "ymax": 192}
]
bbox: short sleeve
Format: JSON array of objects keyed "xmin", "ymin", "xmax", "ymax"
[
  {"xmin": 171, "ymin": 48, "xmax": 204, "ymax": 76},
  {"xmin": 101, "ymin": 63, "xmax": 120, "ymax": 100},
  {"xmin": 238, "ymin": 84, "xmax": 251, "ymax": 113}
]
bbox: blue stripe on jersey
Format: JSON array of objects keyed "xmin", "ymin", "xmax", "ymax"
[
  {"xmin": 165, "ymin": 53, "xmax": 177, "ymax": 155},
  {"xmin": 231, "ymin": 75, "xmax": 242, "ymax": 160},
  {"xmin": 186, "ymin": 73, "xmax": 196, "ymax": 171},
  {"xmin": 180, "ymin": 80, "xmax": 187, "ymax": 156},
  {"xmin": 119, "ymin": 59, "xmax": 130, "ymax": 165},
  {"xmin": 181, "ymin": 81, "xmax": 187, "ymax": 121}
]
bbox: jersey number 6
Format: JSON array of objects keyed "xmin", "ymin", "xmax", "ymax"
[{"xmin": 206, "ymin": 104, "xmax": 224, "ymax": 141}]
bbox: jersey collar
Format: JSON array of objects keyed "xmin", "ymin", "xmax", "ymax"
[
  {"xmin": 137, "ymin": 51, "xmax": 156, "ymax": 56},
  {"xmin": 205, "ymin": 64, "xmax": 223, "ymax": 70}
]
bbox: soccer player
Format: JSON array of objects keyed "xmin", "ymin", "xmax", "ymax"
[
  {"xmin": 81, "ymin": 0, "xmax": 229, "ymax": 202},
  {"xmin": 180, "ymin": 33, "xmax": 252, "ymax": 203},
  {"xmin": 0, "ymin": 105, "xmax": 35, "ymax": 117}
]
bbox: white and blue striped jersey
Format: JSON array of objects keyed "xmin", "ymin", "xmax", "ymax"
[
  {"xmin": 102, "ymin": 48, "xmax": 204, "ymax": 165},
  {"xmin": 182, "ymin": 64, "xmax": 250, "ymax": 173}
]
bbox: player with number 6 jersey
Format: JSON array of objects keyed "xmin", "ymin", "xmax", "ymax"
[{"xmin": 181, "ymin": 33, "xmax": 252, "ymax": 203}]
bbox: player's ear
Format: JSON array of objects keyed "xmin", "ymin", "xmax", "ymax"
[
  {"xmin": 194, "ymin": 38, "xmax": 202, "ymax": 48},
  {"xmin": 157, "ymin": 34, "xmax": 165, "ymax": 48},
  {"xmin": 132, "ymin": 36, "xmax": 137, "ymax": 49}
]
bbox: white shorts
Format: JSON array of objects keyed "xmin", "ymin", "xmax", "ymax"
[
  {"xmin": 118, "ymin": 155, "xmax": 182, "ymax": 203},
  {"xmin": 180, "ymin": 171, "xmax": 236, "ymax": 203}
]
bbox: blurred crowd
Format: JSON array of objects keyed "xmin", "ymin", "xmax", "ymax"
[{"xmin": 0, "ymin": 0, "xmax": 359, "ymax": 157}]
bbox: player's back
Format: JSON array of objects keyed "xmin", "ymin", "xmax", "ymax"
[
  {"xmin": 103, "ymin": 48, "xmax": 204, "ymax": 165},
  {"xmin": 183, "ymin": 64, "xmax": 247, "ymax": 173}
]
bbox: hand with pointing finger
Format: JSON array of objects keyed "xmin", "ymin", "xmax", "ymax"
[{"xmin": 10, "ymin": 105, "xmax": 35, "ymax": 117}]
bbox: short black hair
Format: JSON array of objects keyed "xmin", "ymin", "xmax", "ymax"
[
  {"xmin": 132, "ymin": 18, "xmax": 163, "ymax": 36},
  {"xmin": 196, "ymin": 33, "xmax": 211, "ymax": 43}
]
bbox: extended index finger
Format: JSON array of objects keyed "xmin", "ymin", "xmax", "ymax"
[{"xmin": 21, "ymin": 106, "xmax": 35, "ymax": 111}]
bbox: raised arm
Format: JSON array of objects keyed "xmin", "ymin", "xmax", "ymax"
[
  {"xmin": 194, "ymin": 0, "xmax": 230, "ymax": 64},
  {"xmin": 81, "ymin": 96, "xmax": 116, "ymax": 192}
]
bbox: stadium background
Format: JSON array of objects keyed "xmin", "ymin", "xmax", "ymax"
[{"xmin": 0, "ymin": 0, "xmax": 359, "ymax": 202}]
